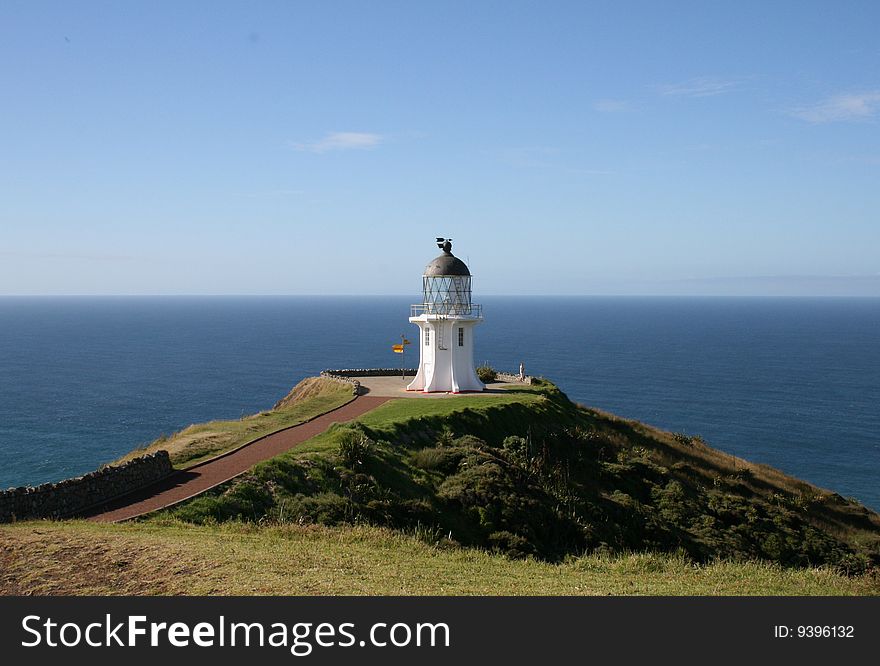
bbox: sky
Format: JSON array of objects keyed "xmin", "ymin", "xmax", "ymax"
[{"xmin": 1, "ymin": 0, "xmax": 879, "ymax": 296}]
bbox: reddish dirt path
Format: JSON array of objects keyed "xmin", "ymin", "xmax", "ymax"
[{"xmin": 85, "ymin": 396, "xmax": 390, "ymax": 523}]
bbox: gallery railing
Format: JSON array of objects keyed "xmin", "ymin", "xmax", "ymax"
[{"xmin": 410, "ymin": 303, "xmax": 483, "ymax": 318}]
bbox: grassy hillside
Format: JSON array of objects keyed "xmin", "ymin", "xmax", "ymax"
[
  {"xmin": 114, "ymin": 377, "xmax": 353, "ymax": 468},
  {"xmin": 168, "ymin": 380, "xmax": 880, "ymax": 573},
  {"xmin": 2, "ymin": 521, "xmax": 876, "ymax": 596},
  {"xmin": 3, "ymin": 377, "xmax": 878, "ymax": 596}
]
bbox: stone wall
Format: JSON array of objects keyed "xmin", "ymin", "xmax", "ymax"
[
  {"xmin": 322, "ymin": 367, "xmax": 532, "ymax": 390},
  {"xmin": 0, "ymin": 451, "xmax": 173, "ymax": 522},
  {"xmin": 495, "ymin": 371, "xmax": 535, "ymax": 386},
  {"xmin": 323, "ymin": 368, "xmax": 417, "ymax": 378},
  {"xmin": 318, "ymin": 372, "xmax": 362, "ymax": 395}
]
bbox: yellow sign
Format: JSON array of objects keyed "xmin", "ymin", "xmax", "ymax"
[{"xmin": 392, "ymin": 344, "xmax": 405, "ymax": 353}]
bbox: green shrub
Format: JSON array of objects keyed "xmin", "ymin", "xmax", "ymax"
[
  {"xmin": 436, "ymin": 426, "xmax": 455, "ymax": 447},
  {"xmin": 281, "ymin": 492, "xmax": 353, "ymax": 524},
  {"xmin": 174, "ymin": 477, "xmax": 275, "ymax": 523},
  {"xmin": 339, "ymin": 432, "xmax": 374, "ymax": 468},
  {"xmin": 501, "ymin": 435, "xmax": 529, "ymax": 461},
  {"xmin": 410, "ymin": 446, "xmax": 451, "ymax": 471},
  {"xmin": 489, "ymin": 530, "xmax": 535, "ymax": 558},
  {"xmin": 651, "ymin": 480, "xmax": 689, "ymax": 524},
  {"xmin": 476, "ymin": 365, "xmax": 497, "ymax": 383}
]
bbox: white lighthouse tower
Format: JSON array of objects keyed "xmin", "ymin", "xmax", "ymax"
[{"xmin": 407, "ymin": 238, "xmax": 485, "ymax": 393}]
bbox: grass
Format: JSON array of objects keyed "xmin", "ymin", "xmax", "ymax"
[
  {"xmin": 2, "ymin": 520, "xmax": 877, "ymax": 596},
  {"xmin": 113, "ymin": 377, "xmax": 353, "ymax": 468},
  {"xmin": 359, "ymin": 386, "xmax": 543, "ymax": 426}
]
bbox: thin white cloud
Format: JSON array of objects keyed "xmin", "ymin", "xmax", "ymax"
[
  {"xmin": 593, "ymin": 98, "xmax": 631, "ymax": 113},
  {"xmin": 791, "ymin": 91, "xmax": 880, "ymax": 123},
  {"xmin": 291, "ymin": 131, "xmax": 383, "ymax": 153},
  {"xmin": 658, "ymin": 76, "xmax": 739, "ymax": 98}
]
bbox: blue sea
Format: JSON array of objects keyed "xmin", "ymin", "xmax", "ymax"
[{"xmin": 0, "ymin": 296, "xmax": 877, "ymax": 510}]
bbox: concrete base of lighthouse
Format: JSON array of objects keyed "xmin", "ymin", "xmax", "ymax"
[{"xmin": 407, "ymin": 315, "xmax": 484, "ymax": 393}]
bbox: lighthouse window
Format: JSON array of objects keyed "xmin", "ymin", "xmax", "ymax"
[
  {"xmin": 425, "ymin": 330, "xmax": 430, "ymax": 346},
  {"xmin": 458, "ymin": 327, "xmax": 464, "ymax": 346}
]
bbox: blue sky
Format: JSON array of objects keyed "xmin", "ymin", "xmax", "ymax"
[{"xmin": 1, "ymin": 0, "xmax": 878, "ymax": 295}]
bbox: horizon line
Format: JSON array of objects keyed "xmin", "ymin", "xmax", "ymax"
[{"xmin": 1, "ymin": 293, "xmax": 879, "ymax": 299}]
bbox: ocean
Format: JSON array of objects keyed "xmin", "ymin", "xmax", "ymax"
[{"xmin": 0, "ymin": 296, "xmax": 877, "ymax": 510}]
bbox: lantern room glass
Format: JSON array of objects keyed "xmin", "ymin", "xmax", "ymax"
[{"xmin": 422, "ymin": 275, "xmax": 472, "ymax": 315}]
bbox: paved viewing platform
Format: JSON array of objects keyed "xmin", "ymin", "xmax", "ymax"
[{"xmin": 356, "ymin": 375, "xmax": 527, "ymax": 398}]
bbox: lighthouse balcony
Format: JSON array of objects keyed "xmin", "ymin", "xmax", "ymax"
[{"xmin": 410, "ymin": 303, "xmax": 483, "ymax": 318}]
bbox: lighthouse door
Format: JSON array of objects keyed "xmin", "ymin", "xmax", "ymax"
[{"xmin": 422, "ymin": 325, "xmax": 433, "ymax": 381}]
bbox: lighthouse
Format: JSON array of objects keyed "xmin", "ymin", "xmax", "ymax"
[{"xmin": 407, "ymin": 238, "xmax": 485, "ymax": 393}]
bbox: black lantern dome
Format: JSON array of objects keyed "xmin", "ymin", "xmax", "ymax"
[{"xmin": 424, "ymin": 240, "xmax": 471, "ymax": 277}]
